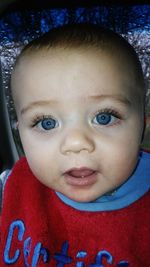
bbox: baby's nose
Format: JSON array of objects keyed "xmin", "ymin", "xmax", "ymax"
[{"xmin": 60, "ymin": 128, "xmax": 95, "ymax": 155}]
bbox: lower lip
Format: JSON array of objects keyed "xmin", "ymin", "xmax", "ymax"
[{"xmin": 64, "ymin": 172, "xmax": 98, "ymax": 187}]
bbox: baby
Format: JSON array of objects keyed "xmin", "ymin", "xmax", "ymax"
[{"xmin": 0, "ymin": 24, "xmax": 150, "ymax": 267}]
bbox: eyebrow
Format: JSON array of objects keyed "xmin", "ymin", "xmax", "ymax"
[
  {"xmin": 88, "ymin": 94, "xmax": 131, "ymax": 106},
  {"xmin": 20, "ymin": 94, "xmax": 131, "ymax": 115},
  {"xmin": 20, "ymin": 100, "xmax": 58, "ymax": 115}
]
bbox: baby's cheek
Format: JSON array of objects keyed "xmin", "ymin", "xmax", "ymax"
[
  {"xmin": 115, "ymin": 150, "xmax": 138, "ymax": 177},
  {"xmin": 103, "ymin": 140, "xmax": 138, "ymax": 173}
]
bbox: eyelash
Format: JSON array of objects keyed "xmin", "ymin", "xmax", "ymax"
[
  {"xmin": 92, "ymin": 108, "xmax": 122, "ymax": 126},
  {"xmin": 99, "ymin": 108, "xmax": 121, "ymax": 118}
]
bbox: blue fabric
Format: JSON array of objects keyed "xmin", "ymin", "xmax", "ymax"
[{"xmin": 56, "ymin": 151, "xmax": 150, "ymax": 211}]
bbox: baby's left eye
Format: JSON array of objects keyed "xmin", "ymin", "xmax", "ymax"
[{"xmin": 92, "ymin": 112, "xmax": 119, "ymax": 126}]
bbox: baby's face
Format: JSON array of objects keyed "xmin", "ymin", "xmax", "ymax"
[{"xmin": 12, "ymin": 48, "xmax": 144, "ymax": 202}]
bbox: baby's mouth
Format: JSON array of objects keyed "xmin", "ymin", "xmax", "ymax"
[
  {"xmin": 67, "ymin": 168, "xmax": 95, "ymax": 178},
  {"xmin": 63, "ymin": 168, "xmax": 98, "ymax": 186}
]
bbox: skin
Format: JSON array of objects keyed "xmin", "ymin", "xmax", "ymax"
[{"xmin": 12, "ymin": 47, "xmax": 144, "ymax": 202}]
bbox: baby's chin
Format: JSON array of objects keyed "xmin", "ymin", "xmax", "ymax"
[{"xmin": 62, "ymin": 192, "xmax": 102, "ymax": 203}]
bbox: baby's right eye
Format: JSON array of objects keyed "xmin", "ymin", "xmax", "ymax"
[{"xmin": 34, "ymin": 117, "xmax": 59, "ymax": 131}]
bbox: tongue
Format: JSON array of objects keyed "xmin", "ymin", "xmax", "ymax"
[{"xmin": 68, "ymin": 169, "xmax": 94, "ymax": 178}]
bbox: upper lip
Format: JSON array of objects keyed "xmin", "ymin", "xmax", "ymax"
[{"xmin": 63, "ymin": 167, "xmax": 97, "ymax": 178}]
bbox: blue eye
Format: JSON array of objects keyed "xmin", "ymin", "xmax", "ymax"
[
  {"xmin": 93, "ymin": 112, "xmax": 118, "ymax": 126},
  {"xmin": 37, "ymin": 117, "xmax": 58, "ymax": 130},
  {"xmin": 41, "ymin": 118, "xmax": 56, "ymax": 130}
]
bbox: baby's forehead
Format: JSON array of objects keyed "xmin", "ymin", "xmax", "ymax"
[
  {"xmin": 13, "ymin": 46, "xmax": 144, "ymax": 101},
  {"xmin": 13, "ymin": 46, "xmax": 127, "ymax": 79},
  {"xmin": 15, "ymin": 45, "xmax": 132, "ymax": 72},
  {"xmin": 15, "ymin": 46, "xmax": 139, "ymax": 92}
]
